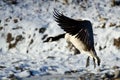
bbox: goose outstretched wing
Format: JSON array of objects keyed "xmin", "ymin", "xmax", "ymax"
[{"xmin": 53, "ymin": 9, "xmax": 94, "ymax": 49}]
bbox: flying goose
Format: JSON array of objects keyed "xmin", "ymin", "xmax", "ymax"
[{"xmin": 52, "ymin": 9, "xmax": 100, "ymax": 68}]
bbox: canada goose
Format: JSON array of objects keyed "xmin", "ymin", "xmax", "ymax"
[{"xmin": 44, "ymin": 9, "xmax": 100, "ymax": 68}]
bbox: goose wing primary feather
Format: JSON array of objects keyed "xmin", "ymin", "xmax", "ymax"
[{"xmin": 53, "ymin": 9, "xmax": 94, "ymax": 49}]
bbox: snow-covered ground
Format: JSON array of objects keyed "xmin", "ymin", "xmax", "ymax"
[{"xmin": 0, "ymin": 0, "xmax": 120, "ymax": 79}]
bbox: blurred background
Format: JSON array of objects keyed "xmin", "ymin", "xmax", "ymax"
[{"xmin": 0, "ymin": 0, "xmax": 120, "ymax": 79}]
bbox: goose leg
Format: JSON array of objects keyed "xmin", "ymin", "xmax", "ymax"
[
  {"xmin": 96, "ymin": 56, "xmax": 101, "ymax": 66},
  {"xmin": 89, "ymin": 48, "xmax": 101, "ymax": 68},
  {"xmin": 86, "ymin": 56, "xmax": 90, "ymax": 67},
  {"xmin": 93, "ymin": 58, "xmax": 96, "ymax": 68}
]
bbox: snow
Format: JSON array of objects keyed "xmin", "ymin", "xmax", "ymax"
[{"xmin": 0, "ymin": 0, "xmax": 120, "ymax": 79}]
